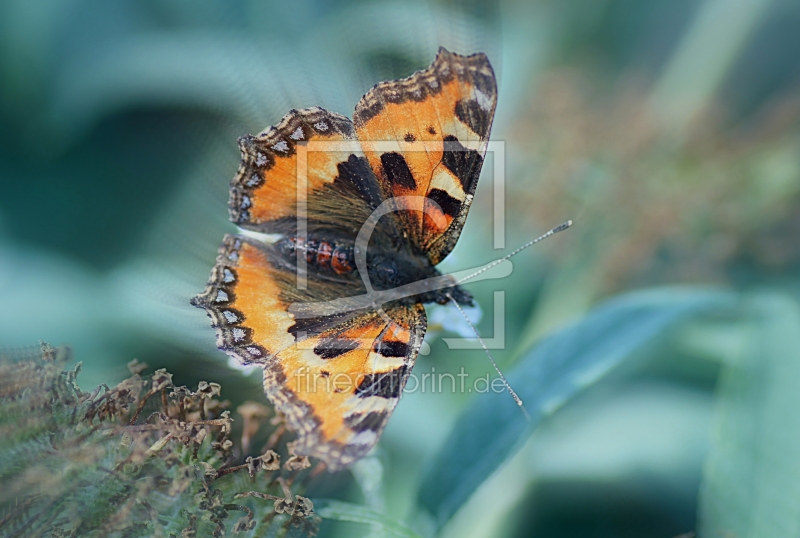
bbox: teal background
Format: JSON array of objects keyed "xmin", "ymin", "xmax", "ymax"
[{"xmin": 2, "ymin": 1, "xmax": 800, "ymax": 536}]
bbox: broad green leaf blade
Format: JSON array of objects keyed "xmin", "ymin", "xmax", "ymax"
[
  {"xmin": 417, "ymin": 287, "xmax": 735, "ymax": 529},
  {"xmin": 313, "ymin": 499, "xmax": 422, "ymax": 538},
  {"xmin": 699, "ymin": 294, "xmax": 800, "ymax": 538}
]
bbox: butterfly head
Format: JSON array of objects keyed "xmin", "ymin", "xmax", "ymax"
[
  {"xmin": 437, "ymin": 284, "xmax": 472, "ymax": 306},
  {"xmin": 367, "ymin": 249, "xmax": 473, "ymax": 307}
]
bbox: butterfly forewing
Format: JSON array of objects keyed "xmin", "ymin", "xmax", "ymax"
[
  {"xmin": 230, "ymin": 107, "xmax": 360, "ymax": 233},
  {"xmin": 354, "ymin": 47, "xmax": 497, "ymax": 264}
]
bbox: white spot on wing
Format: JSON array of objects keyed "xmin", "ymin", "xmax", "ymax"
[
  {"xmin": 349, "ymin": 430, "xmax": 378, "ymax": 446},
  {"xmin": 368, "ymin": 351, "xmax": 405, "ymax": 372},
  {"xmin": 223, "ymin": 310, "xmax": 239, "ymax": 323},
  {"xmin": 272, "ymin": 140, "xmax": 289, "ymax": 153},
  {"xmin": 215, "ymin": 290, "xmax": 229, "ymax": 302},
  {"xmin": 475, "ymin": 88, "xmax": 493, "ymax": 111},
  {"xmin": 256, "ymin": 153, "xmax": 267, "ymax": 166},
  {"xmin": 232, "ymin": 328, "xmax": 246, "ymax": 341},
  {"xmin": 223, "ymin": 268, "xmax": 235, "ymax": 283},
  {"xmin": 429, "ymin": 167, "xmax": 466, "ymax": 200},
  {"xmin": 290, "ymin": 127, "xmax": 304, "ymax": 140},
  {"xmin": 314, "ymin": 121, "xmax": 329, "ymax": 131}
]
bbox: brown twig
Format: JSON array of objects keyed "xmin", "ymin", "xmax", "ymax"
[
  {"xmin": 129, "ymin": 389, "xmax": 157, "ymax": 426},
  {"xmin": 161, "ymin": 388, "xmax": 168, "ymax": 415}
]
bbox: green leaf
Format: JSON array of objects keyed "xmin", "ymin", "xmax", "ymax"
[
  {"xmin": 417, "ymin": 287, "xmax": 735, "ymax": 529},
  {"xmin": 313, "ymin": 499, "xmax": 422, "ymax": 538},
  {"xmin": 699, "ymin": 293, "xmax": 800, "ymax": 537}
]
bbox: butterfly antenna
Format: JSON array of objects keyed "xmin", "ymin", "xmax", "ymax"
[
  {"xmin": 446, "ymin": 293, "xmax": 530, "ymax": 421},
  {"xmin": 456, "ymin": 220, "xmax": 573, "ymax": 285}
]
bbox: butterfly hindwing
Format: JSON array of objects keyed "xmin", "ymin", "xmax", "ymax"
[
  {"xmin": 192, "ymin": 233, "xmax": 425, "ymax": 470},
  {"xmin": 191, "ymin": 235, "xmax": 297, "ymax": 364},
  {"xmin": 353, "ymin": 47, "xmax": 497, "ymax": 264},
  {"xmin": 271, "ymin": 303, "xmax": 426, "ymax": 469}
]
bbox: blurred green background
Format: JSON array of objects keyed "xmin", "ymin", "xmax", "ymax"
[{"xmin": 2, "ymin": 0, "xmax": 800, "ymax": 536}]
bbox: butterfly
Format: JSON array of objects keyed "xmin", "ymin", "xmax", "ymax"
[{"xmin": 192, "ymin": 47, "xmax": 497, "ymax": 471}]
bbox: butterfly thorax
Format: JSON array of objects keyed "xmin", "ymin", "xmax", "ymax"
[{"xmin": 366, "ymin": 248, "xmax": 473, "ymax": 306}]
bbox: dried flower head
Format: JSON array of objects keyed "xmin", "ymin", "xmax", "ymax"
[{"xmin": 0, "ymin": 344, "xmax": 322, "ymax": 537}]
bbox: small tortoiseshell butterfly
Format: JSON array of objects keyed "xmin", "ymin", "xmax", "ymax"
[{"xmin": 192, "ymin": 47, "xmax": 497, "ymax": 470}]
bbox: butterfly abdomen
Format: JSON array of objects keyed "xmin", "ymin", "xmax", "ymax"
[{"xmin": 280, "ymin": 237, "xmax": 355, "ymax": 275}]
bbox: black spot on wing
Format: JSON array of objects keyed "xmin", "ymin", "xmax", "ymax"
[
  {"xmin": 404, "ymin": 133, "xmax": 416, "ymax": 142},
  {"xmin": 427, "ymin": 188, "xmax": 462, "ymax": 218},
  {"xmin": 355, "ymin": 365, "xmax": 408, "ymax": 399},
  {"xmin": 334, "ymin": 154, "xmax": 383, "ymax": 208},
  {"xmin": 380, "ymin": 152, "xmax": 417, "ymax": 190},
  {"xmin": 345, "ymin": 411, "xmax": 388, "ymax": 432},
  {"xmin": 374, "ymin": 339, "xmax": 409, "ymax": 358},
  {"xmin": 288, "ymin": 312, "xmax": 353, "ymax": 339},
  {"xmin": 313, "ymin": 338, "xmax": 360, "ymax": 360},
  {"xmin": 441, "ymin": 135, "xmax": 483, "ymax": 191},
  {"xmin": 455, "ymin": 99, "xmax": 491, "ymax": 138}
]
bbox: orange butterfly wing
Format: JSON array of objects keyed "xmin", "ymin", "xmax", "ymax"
[
  {"xmin": 272, "ymin": 302, "xmax": 425, "ymax": 468},
  {"xmin": 353, "ymin": 47, "xmax": 497, "ymax": 264},
  {"xmin": 230, "ymin": 107, "xmax": 366, "ymax": 233},
  {"xmin": 192, "ymin": 235, "xmax": 425, "ymax": 470}
]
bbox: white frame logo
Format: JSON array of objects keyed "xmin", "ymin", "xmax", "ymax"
[{"xmin": 287, "ymin": 139, "xmax": 509, "ymax": 351}]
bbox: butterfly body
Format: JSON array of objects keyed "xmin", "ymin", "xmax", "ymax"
[
  {"xmin": 278, "ymin": 234, "xmax": 472, "ymax": 306},
  {"xmin": 276, "ymin": 237, "xmax": 356, "ymax": 276},
  {"xmin": 193, "ymin": 48, "xmax": 496, "ymax": 470}
]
